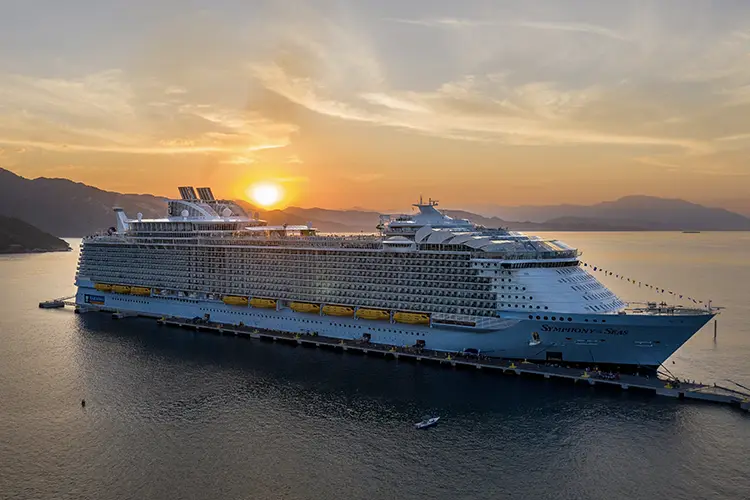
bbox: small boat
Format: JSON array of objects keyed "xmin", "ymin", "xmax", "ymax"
[
  {"xmin": 414, "ymin": 416, "xmax": 440, "ymax": 429},
  {"xmin": 38, "ymin": 299, "xmax": 65, "ymax": 309}
]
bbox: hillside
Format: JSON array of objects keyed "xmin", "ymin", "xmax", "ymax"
[
  {"xmin": 0, "ymin": 215, "xmax": 71, "ymax": 254},
  {"xmin": 484, "ymin": 196, "xmax": 750, "ymax": 230},
  {"xmin": 0, "ymin": 168, "xmax": 165, "ymax": 237}
]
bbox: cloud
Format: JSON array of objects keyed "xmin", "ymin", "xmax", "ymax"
[
  {"xmin": 247, "ymin": 10, "xmax": 750, "ymax": 161},
  {"xmin": 386, "ymin": 17, "xmax": 627, "ymax": 41},
  {"xmin": 0, "ymin": 69, "xmax": 298, "ymax": 158},
  {"xmin": 273, "ymin": 175, "xmax": 309, "ymax": 183},
  {"xmin": 345, "ymin": 173, "xmax": 384, "ymax": 183},
  {"xmin": 386, "ymin": 17, "xmax": 495, "ymax": 28},
  {"xmin": 253, "ymin": 61, "xmax": 711, "ymax": 153},
  {"xmin": 633, "ymin": 156, "xmax": 681, "ymax": 169},
  {"xmin": 513, "ymin": 21, "xmax": 628, "ymax": 41}
]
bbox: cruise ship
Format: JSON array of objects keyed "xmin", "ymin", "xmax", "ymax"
[{"xmin": 74, "ymin": 187, "xmax": 716, "ymax": 370}]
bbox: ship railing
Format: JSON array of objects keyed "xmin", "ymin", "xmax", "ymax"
[
  {"xmin": 83, "ymin": 233, "xmax": 127, "ymax": 242},
  {"xmin": 472, "ymin": 250, "xmax": 580, "ymax": 260},
  {"xmin": 624, "ymin": 302, "xmax": 715, "ymax": 315}
]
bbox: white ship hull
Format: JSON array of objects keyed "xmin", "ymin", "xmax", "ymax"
[{"xmin": 76, "ymin": 286, "xmax": 713, "ymax": 369}]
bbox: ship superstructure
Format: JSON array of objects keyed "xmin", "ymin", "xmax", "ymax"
[{"xmin": 75, "ymin": 187, "xmax": 716, "ymax": 369}]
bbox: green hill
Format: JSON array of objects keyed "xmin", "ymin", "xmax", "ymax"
[{"xmin": 0, "ymin": 215, "xmax": 71, "ymax": 254}]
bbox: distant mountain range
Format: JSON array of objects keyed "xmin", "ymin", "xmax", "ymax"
[
  {"xmin": 475, "ymin": 196, "xmax": 750, "ymax": 229},
  {"xmin": 1, "ymin": 168, "xmax": 749, "ymax": 236},
  {"xmin": 0, "ymin": 215, "xmax": 71, "ymax": 253}
]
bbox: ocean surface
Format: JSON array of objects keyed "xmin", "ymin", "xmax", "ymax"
[{"xmin": 1, "ymin": 232, "xmax": 748, "ymax": 500}]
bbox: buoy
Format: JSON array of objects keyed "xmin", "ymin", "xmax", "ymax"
[{"xmin": 81, "ymin": 399, "xmax": 86, "ymax": 407}]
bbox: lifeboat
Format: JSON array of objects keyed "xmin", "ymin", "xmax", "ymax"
[
  {"xmin": 356, "ymin": 308, "xmax": 390, "ymax": 321},
  {"xmin": 112, "ymin": 285, "xmax": 131, "ymax": 294},
  {"xmin": 394, "ymin": 312, "xmax": 430, "ymax": 325},
  {"xmin": 250, "ymin": 298, "xmax": 276, "ymax": 309},
  {"xmin": 290, "ymin": 302, "xmax": 320, "ymax": 314},
  {"xmin": 130, "ymin": 287, "xmax": 151, "ymax": 296},
  {"xmin": 223, "ymin": 295, "xmax": 249, "ymax": 306},
  {"xmin": 322, "ymin": 305, "xmax": 355, "ymax": 317},
  {"xmin": 94, "ymin": 283, "xmax": 112, "ymax": 292}
]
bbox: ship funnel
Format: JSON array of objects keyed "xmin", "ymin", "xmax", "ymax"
[
  {"xmin": 197, "ymin": 187, "xmax": 215, "ymax": 201},
  {"xmin": 114, "ymin": 207, "xmax": 129, "ymax": 232}
]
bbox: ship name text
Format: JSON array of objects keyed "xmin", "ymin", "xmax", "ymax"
[{"xmin": 540, "ymin": 324, "xmax": 629, "ymax": 336}]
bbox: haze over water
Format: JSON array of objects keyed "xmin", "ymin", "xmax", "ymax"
[{"xmin": 1, "ymin": 233, "xmax": 748, "ymax": 500}]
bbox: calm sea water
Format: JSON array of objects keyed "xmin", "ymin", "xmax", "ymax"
[{"xmin": 1, "ymin": 233, "xmax": 748, "ymax": 500}]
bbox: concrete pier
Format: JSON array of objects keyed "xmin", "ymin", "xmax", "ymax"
[
  {"xmin": 152, "ymin": 316, "xmax": 749, "ymax": 413},
  {"xmin": 42, "ymin": 300, "xmax": 750, "ymax": 414}
]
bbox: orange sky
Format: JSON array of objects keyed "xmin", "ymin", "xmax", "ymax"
[{"xmin": 1, "ymin": 1, "xmax": 749, "ymax": 211}]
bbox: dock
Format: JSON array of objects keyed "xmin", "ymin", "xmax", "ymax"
[
  {"xmin": 154, "ymin": 317, "xmax": 749, "ymax": 413},
  {"xmin": 41, "ymin": 300, "xmax": 750, "ymax": 413}
]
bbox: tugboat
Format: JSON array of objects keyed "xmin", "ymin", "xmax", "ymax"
[{"xmin": 414, "ymin": 416, "xmax": 440, "ymax": 429}]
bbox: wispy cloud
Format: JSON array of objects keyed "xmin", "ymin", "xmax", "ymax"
[
  {"xmin": 386, "ymin": 17, "xmax": 627, "ymax": 41},
  {"xmin": 0, "ymin": 69, "xmax": 297, "ymax": 158},
  {"xmin": 345, "ymin": 173, "xmax": 384, "ymax": 183},
  {"xmin": 254, "ymin": 61, "xmax": 711, "ymax": 153},
  {"xmin": 513, "ymin": 21, "xmax": 628, "ymax": 41},
  {"xmin": 633, "ymin": 156, "xmax": 681, "ymax": 169},
  {"xmin": 386, "ymin": 17, "xmax": 495, "ymax": 28}
]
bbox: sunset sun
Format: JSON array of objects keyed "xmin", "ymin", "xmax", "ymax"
[{"xmin": 248, "ymin": 183, "xmax": 282, "ymax": 207}]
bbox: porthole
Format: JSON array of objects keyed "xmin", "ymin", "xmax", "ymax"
[
  {"xmin": 528, "ymin": 315, "xmax": 533, "ymax": 319},
  {"xmin": 544, "ymin": 316, "xmax": 548, "ymax": 320},
  {"xmin": 567, "ymin": 317, "xmax": 572, "ymax": 322},
  {"xmin": 552, "ymin": 317, "xmax": 556, "ymax": 321},
  {"xmin": 536, "ymin": 316, "xmax": 540, "ymax": 320}
]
